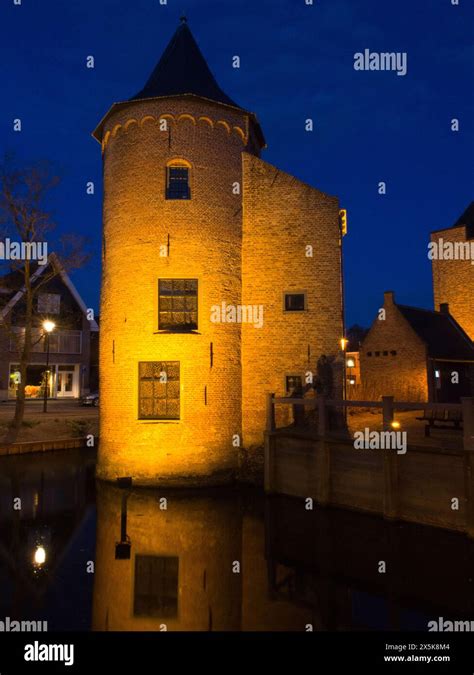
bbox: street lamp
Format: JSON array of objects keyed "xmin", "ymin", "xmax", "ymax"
[
  {"xmin": 42, "ymin": 320, "xmax": 55, "ymax": 413},
  {"xmin": 34, "ymin": 545, "xmax": 46, "ymax": 566}
]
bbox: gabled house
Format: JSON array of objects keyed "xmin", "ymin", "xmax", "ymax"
[
  {"xmin": 0, "ymin": 255, "xmax": 98, "ymax": 401},
  {"xmin": 360, "ymin": 291, "xmax": 474, "ymax": 402}
]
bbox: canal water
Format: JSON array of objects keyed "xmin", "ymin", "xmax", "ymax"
[{"xmin": 0, "ymin": 447, "xmax": 473, "ymax": 631}]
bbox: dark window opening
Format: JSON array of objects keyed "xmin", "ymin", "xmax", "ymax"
[
  {"xmin": 367, "ymin": 352, "xmax": 372, "ymax": 357},
  {"xmin": 286, "ymin": 375, "xmax": 303, "ymax": 394},
  {"xmin": 375, "ymin": 351, "xmax": 380, "ymax": 357},
  {"xmin": 383, "ymin": 351, "xmax": 388, "ymax": 356},
  {"xmin": 159, "ymin": 279, "xmax": 197, "ymax": 331},
  {"xmin": 166, "ymin": 166, "xmax": 190, "ymax": 200},
  {"xmin": 390, "ymin": 350, "xmax": 397, "ymax": 356},
  {"xmin": 138, "ymin": 361, "xmax": 180, "ymax": 420},
  {"xmin": 284, "ymin": 293, "xmax": 306, "ymax": 312},
  {"xmin": 134, "ymin": 555, "xmax": 179, "ymax": 618}
]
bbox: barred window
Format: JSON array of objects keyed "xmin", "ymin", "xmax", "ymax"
[
  {"xmin": 166, "ymin": 165, "xmax": 190, "ymax": 200},
  {"xmin": 138, "ymin": 361, "xmax": 180, "ymax": 420},
  {"xmin": 158, "ymin": 279, "xmax": 197, "ymax": 331}
]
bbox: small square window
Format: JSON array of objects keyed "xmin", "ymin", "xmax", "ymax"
[
  {"xmin": 375, "ymin": 351, "xmax": 380, "ymax": 357},
  {"xmin": 367, "ymin": 352, "xmax": 372, "ymax": 357},
  {"xmin": 285, "ymin": 374, "xmax": 302, "ymax": 394},
  {"xmin": 383, "ymin": 351, "xmax": 388, "ymax": 356},
  {"xmin": 390, "ymin": 350, "xmax": 397, "ymax": 356},
  {"xmin": 284, "ymin": 293, "xmax": 306, "ymax": 312}
]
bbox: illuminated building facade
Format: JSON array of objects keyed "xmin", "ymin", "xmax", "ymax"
[
  {"xmin": 94, "ymin": 18, "xmax": 343, "ymax": 485},
  {"xmin": 431, "ymin": 202, "xmax": 474, "ymax": 341}
]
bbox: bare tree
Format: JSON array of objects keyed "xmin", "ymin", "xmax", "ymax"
[{"xmin": 0, "ymin": 158, "xmax": 89, "ymax": 442}]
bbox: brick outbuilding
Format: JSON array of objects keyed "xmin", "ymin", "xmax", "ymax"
[{"xmin": 360, "ymin": 291, "xmax": 474, "ymax": 402}]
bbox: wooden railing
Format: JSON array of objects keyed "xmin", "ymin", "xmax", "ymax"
[
  {"xmin": 265, "ymin": 394, "xmax": 474, "ymax": 535},
  {"xmin": 266, "ymin": 393, "xmax": 474, "ymax": 451}
]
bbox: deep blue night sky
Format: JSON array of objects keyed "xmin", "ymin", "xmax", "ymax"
[{"xmin": 1, "ymin": 0, "xmax": 472, "ymax": 327}]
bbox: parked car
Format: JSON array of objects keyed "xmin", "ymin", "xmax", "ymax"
[{"xmin": 81, "ymin": 392, "xmax": 99, "ymax": 407}]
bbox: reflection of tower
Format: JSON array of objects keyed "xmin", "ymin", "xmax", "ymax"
[{"xmin": 92, "ymin": 484, "xmax": 243, "ymax": 631}]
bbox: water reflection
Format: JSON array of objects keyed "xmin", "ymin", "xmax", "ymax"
[
  {"xmin": 92, "ymin": 484, "xmax": 311, "ymax": 630},
  {"xmin": 0, "ymin": 449, "xmax": 96, "ymax": 630},
  {"xmin": 1, "ymin": 450, "xmax": 474, "ymax": 631}
]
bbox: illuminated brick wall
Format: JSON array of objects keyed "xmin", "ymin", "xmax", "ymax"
[
  {"xmin": 242, "ymin": 153, "xmax": 343, "ymax": 446},
  {"xmin": 97, "ymin": 97, "xmax": 258, "ymax": 485},
  {"xmin": 431, "ymin": 225, "xmax": 474, "ymax": 341},
  {"xmin": 96, "ymin": 96, "xmax": 342, "ymax": 485}
]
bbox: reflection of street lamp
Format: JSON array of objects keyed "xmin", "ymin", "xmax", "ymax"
[{"xmin": 42, "ymin": 320, "xmax": 55, "ymax": 413}]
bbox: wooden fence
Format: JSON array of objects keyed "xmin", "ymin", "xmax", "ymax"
[{"xmin": 264, "ymin": 395, "xmax": 474, "ymax": 536}]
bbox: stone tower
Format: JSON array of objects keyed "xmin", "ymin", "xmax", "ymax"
[
  {"xmin": 94, "ymin": 19, "xmax": 343, "ymax": 486},
  {"xmin": 431, "ymin": 202, "xmax": 474, "ymax": 341}
]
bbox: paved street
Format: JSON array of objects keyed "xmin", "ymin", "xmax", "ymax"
[{"xmin": 0, "ymin": 399, "xmax": 98, "ymax": 422}]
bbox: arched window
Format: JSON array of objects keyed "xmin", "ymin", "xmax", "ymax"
[{"xmin": 166, "ymin": 160, "xmax": 191, "ymax": 200}]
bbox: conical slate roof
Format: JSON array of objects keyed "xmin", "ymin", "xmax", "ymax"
[
  {"xmin": 131, "ymin": 17, "xmax": 241, "ymax": 108},
  {"xmin": 93, "ymin": 18, "xmax": 265, "ymax": 148}
]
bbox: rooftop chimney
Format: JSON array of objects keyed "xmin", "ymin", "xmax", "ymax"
[
  {"xmin": 384, "ymin": 291, "xmax": 395, "ymax": 305},
  {"xmin": 439, "ymin": 302, "xmax": 450, "ymax": 315}
]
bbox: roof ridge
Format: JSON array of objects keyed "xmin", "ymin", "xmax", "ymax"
[{"xmin": 397, "ymin": 303, "xmax": 443, "ymax": 317}]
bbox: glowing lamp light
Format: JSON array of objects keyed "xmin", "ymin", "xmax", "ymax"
[
  {"xmin": 340, "ymin": 338, "xmax": 348, "ymax": 351},
  {"xmin": 42, "ymin": 320, "xmax": 56, "ymax": 333},
  {"xmin": 435, "ymin": 370, "xmax": 440, "ymax": 379},
  {"xmin": 34, "ymin": 545, "xmax": 46, "ymax": 566},
  {"xmin": 347, "ymin": 358, "xmax": 355, "ymax": 368},
  {"xmin": 349, "ymin": 378, "xmax": 356, "ymax": 385},
  {"xmin": 391, "ymin": 421, "xmax": 401, "ymax": 430}
]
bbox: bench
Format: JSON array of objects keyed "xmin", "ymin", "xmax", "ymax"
[{"xmin": 416, "ymin": 408, "xmax": 463, "ymax": 437}]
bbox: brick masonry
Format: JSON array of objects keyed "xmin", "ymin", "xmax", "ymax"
[
  {"xmin": 359, "ymin": 292, "xmax": 428, "ymax": 401},
  {"xmin": 96, "ymin": 96, "xmax": 342, "ymax": 485},
  {"xmin": 242, "ymin": 153, "xmax": 343, "ymax": 446},
  {"xmin": 431, "ymin": 224, "xmax": 474, "ymax": 341}
]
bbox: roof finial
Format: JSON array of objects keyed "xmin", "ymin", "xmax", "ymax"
[{"xmin": 180, "ymin": 12, "xmax": 187, "ymax": 24}]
